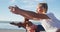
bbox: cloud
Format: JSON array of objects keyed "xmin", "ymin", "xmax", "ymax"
[
  {"xmin": 10, "ymin": 0, "xmax": 16, "ymax": 5},
  {"xmin": 18, "ymin": 0, "xmax": 40, "ymax": 10},
  {"xmin": 11, "ymin": 0, "xmax": 15, "ymax": 3},
  {"xmin": 19, "ymin": 0, "xmax": 41, "ymax": 3}
]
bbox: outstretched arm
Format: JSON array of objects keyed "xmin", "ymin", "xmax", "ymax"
[{"xmin": 9, "ymin": 5, "xmax": 50, "ymax": 20}]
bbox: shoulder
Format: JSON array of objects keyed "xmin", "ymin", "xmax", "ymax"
[
  {"xmin": 46, "ymin": 13, "xmax": 54, "ymax": 15},
  {"xmin": 46, "ymin": 13, "xmax": 55, "ymax": 19}
]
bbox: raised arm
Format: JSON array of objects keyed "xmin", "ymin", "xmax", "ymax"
[{"xmin": 9, "ymin": 5, "xmax": 50, "ymax": 20}]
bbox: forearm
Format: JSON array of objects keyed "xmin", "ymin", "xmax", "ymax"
[
  {"xmin": 17, "ymin": 8, "xmax": 50, "ymax": 20},
  {"xmin": 17, "ymin": 9, "xmax": 41, "ymax": 20},
  {"xmin": 9, "ymin": 6, "xmax": 38, "ymax": 19}
]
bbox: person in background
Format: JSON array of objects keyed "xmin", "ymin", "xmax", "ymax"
[
  {"xmin": 10, "ymin": 18, "xmax": 36, "ymax": 32},
  {"xmin": 10, "ymin": 18, "xmax": 45, "ymax": 32}
]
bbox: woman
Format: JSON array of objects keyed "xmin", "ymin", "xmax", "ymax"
[
  {"xmin": 9, "ymin": 3, "xmax": 60, "ymax": 32},
  {"xmin": 36, "ymin": 3, "xmax": 60, "ymax": 32}
]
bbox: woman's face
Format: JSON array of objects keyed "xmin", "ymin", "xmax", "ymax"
[{"xmin": 37, "ymin": 4, "xmax": 45, "ymax": 14}]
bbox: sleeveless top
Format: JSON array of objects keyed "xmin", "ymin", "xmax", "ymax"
[{"xmin": 40, "ymin": 13, "xmax": 60, "ymax": 32}]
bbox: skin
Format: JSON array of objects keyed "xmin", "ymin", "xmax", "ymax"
[
  {"xmin": 9, "ymin": 5, "xmax": 50, "ymax": 20},
  {"xmin": 36, "ymin": 4, "xmax": 60, "ymax": 32},
  {"xmin": 8, "ymin": 4, "xmax": 49, "ymax": 32},
  {"xmin": 10, "ymin": 19, "xmax": 45, "ymax": 32},
  {"xmin": 10, "ymin": 18, "xmax": 37, "ymax": 32},
  {"xmin": 9, "ymin": 3, "xmax": 60, "ymax": 32},
  {"xmin": 56, "ymin": 29, "xmax": 60, "ymax": 32}
]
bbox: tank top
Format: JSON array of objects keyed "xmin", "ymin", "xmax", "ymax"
[{"xmin": 40, "ymin": 13, "xmax": 60, "ymax": 32}]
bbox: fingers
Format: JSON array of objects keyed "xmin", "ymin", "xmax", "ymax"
[
  {"xmin": 8, "ymin": 6, "xmax": 16, "ymax": 13},
  {"xmin": 9, "ymin": 6, "xmax": 15, "ymax": 9},
  {"xmin": 8, "ymin": 5, "xmax": 19, "ymax": 14},
  {"xmin": 12, "ymin": 8, "xmax": 15, "ymax": 11}
]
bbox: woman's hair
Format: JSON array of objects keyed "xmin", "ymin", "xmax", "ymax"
[{"xmin": 38, "ymin": 3, "xmax": 48, "ymax": 13}]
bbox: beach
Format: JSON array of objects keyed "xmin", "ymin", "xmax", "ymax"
[
  {"xmin": 0, "ymin": 29, "xmax": 46, "ymax": 32},
  {"xmin": 0, "ymin": 29, "xmax": 26, "ymax": 32},
  {"xmin": 0, "ymin": 21, "xmax": 45, "ymax": 32}
]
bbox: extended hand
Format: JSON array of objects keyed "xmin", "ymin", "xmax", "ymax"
[
  {"xmin": 8, "ymin": 5, "xmax": 19, "ymax": 14},
  {"xmin": 8, "ymin": 5, "xmax": 50, "ymax": 20}
]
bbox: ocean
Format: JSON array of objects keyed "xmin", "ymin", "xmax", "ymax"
[
  {"xmin": 0, "ymin": 21, "xmax": 45, "ymax": 32},
  {"xmin": 0, "ymin": 29, "xmax": 26, "ymax": 32},
  {"xmin": 0, "ymin": 29, "xmax": 45, "ymax": 32}
]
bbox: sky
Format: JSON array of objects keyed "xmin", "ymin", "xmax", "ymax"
[
  {"xmin": 0, "ymin": 0, "xmax": 60, "ymax": 21},
  {"xmin": 0, "ymin": 0, "xmax": 60, "ymax": 29}
]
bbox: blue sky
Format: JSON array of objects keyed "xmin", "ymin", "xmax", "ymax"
[
  {"xmin": 0, "ymin": 0, "xmax": 60, "ymax": 21},
  {"xmin": 0, "ymin": 0, "xmax": 60, "ymax": 29}
]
